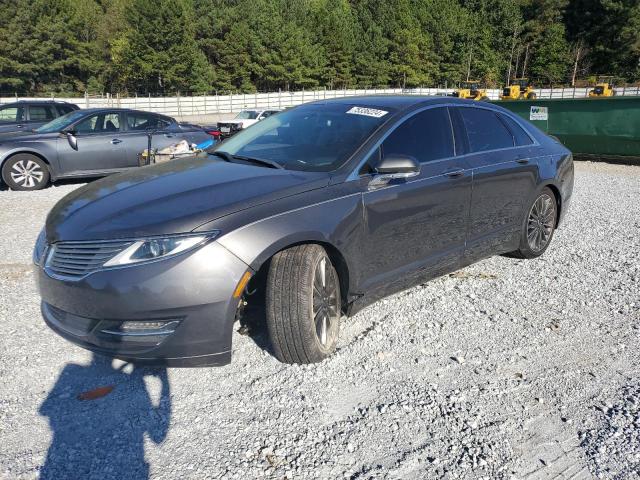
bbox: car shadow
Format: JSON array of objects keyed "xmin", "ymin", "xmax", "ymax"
[{"xmin": 38, "ymin": 353, "xmax": 171, "ymax": 479}]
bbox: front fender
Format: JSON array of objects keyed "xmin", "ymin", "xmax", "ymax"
[{"xmin": 213, "ymin": 189, "xmax": 365, "ymax": 294}]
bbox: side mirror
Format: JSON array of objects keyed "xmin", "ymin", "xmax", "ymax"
[
  {"xmin": 369, "ymin": 154, "xmax": 420, "ymax": 190},
  {"xmin": 66, "ymin": 131, "xmax": 78, "ymax": 151},
  {"xmin": 375, "ymin": 154, "xmax": 421, "ymax": 175}
]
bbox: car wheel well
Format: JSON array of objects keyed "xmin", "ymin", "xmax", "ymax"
[
  {"xmin": 5, "ymin": 151, "xmax": 51, "ymax": 166},
  {"xmin": 247, "ymin": 241, "xmax": 351, "ymax": 315},
  {"xmin": 2, "ymin": 151, "xmax": 52, "ymax": 180},
  {"xmin": 545, "ymin": 183, "xmax": 562, "ymax": 228}
]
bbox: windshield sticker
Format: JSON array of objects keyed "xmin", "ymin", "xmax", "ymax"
[{"xmin": 346, "ymin": 107, "xmax": 388, "ymax": 118}]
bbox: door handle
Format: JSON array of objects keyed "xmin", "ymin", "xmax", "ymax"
[
  {"xmin": 16, "ymin": 124, "xmax": 23, "ymax": 128},
  {"xmin": 516, "ymin": 158, "xmax": 529, "ymax": 164},
  {"xmin": 163, "ymin": 134, "xmax": 174, "ymax": 138},
  {"xmin": 444, "ymin": 169, "xmax": 465, "ymax": 178},
  {"xmin": 111, "ymin": 139, "xmax": 122, "ymax": 144}
]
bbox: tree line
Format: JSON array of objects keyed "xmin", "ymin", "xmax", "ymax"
[{"xmin": 0, "ymin": 0, "xmax": 638, "ymax": 96}]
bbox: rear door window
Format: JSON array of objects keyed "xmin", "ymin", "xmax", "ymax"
[
  {"xmin": 56, "ymin": 104, "xmax": 76, "ymax": 115},
  {"xmin": 0, "ymin": 105, "xmax": 25, "ymax": 122},
  {"xmin": 381, "ymin": 107, "xmax": 454, "ymax": 163},
  {"xmin": 459, "ymin": 107, "xmax": 514, "ymax": 152},
  {"xmin": 29, "ymin": 105, "xmax": 55, "ymax": 122},
  {"xmin": 127, "ymin": 112, "xmax": 170, "ymax": 131},
  {"xmin": 498, "ymin": 113, "xmax": 533, "ymax": 146}
]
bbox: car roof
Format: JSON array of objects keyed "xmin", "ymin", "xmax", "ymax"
[
  {"xmin": 306, "ymin": 95, "xmax": 498, "ymax": 113},
  {"xmin": 1, "ymin": 100, "xmax": 77, "ymax": 106},
  {"xmin": 67, "ymin": 107, "xmax": 175, "ymax": 119}
]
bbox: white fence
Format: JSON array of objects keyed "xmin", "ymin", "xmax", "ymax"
[{"xmin": 3, "ymin": 86, "xmax": 639, "ymax": 119}]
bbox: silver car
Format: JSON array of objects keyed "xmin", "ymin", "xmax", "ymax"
[{"xmin": 0, "ymin": 108, "xmax": 212, "ymax": 190}]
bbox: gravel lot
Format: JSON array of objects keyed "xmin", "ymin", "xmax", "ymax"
[{"xmin": 0, "ymin": 161, "xmax": 639, "ymax": 480}]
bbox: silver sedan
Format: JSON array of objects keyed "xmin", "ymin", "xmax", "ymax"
[{"xmin": 0, "ymin": 108, "xmax": 213, "ymax": 190}]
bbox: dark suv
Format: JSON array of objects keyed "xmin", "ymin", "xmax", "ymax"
[{"xmin": 0, "ymin": 100, "xmax": 79, "ymax": 134}]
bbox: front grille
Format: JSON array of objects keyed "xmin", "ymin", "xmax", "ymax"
[{"xmin": 47, "ymin": 240, "xmax": 133, "ymax": 278}]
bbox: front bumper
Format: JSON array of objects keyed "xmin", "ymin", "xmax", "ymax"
[
  {"xmin": 217, "ymin": 123, "xmax": 242, "ymax": 138},
  {"xmin": 37, "ymin": 241, "xmax": 250, "ymax": 367}
]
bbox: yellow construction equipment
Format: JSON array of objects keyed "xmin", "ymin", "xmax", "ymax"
[
  {"xmin": 589, "ymin": 75, "xmax": 616, "ymax": 97},
  {"xmin": 500, "ymin": 78, "xmax": 537, "ymax": 100},
  {"xmin": 451, "ymin": 81, "xmax": 489, "ymax": 101}
]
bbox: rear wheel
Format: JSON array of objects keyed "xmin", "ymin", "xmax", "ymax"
[
  {"xmin": 526, "ymin": 92, "xmax": 537, "ymax": 100},
  {"xmin": 2, "ymin": 154, "xmax": 50, "ymax": 191},
  {"xmin": 266, "ymin": 244, "xmax": 341, "ymax": 364},
  {"xmin": 509, "ymin": 187, "xmax": 557, "ymax": 259}
]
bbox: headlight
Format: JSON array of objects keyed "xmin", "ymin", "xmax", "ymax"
[
  {"xmin": 33, "ymin": 228, "xmax": 47, "ymax": 266},
  {"xmin": 103, "ymin": 232, "xmax": 218, "ymax": 267}
]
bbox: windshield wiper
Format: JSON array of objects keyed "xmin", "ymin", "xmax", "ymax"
[
  {"xmin": 232, "ymin": 155, "xmax": 284, "ymax": 169},
  {"xmin": 210, "ymin": 150, "xmax": 234, "ymax": 162},
  {"xmin": 210, "ymin": 150, "xmax": 283, "ymax": 169}
]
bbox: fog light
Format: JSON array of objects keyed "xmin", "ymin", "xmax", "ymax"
[{"xmin": 100, "ymin": 320, "xmax": 180, "ymax": 336}]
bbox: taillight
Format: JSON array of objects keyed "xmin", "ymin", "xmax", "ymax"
[{"xmin": 206, "ymin": 130, "xmax": 221, "ymax": 138}]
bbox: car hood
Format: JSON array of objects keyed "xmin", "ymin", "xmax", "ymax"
[{"xmin": 46, "ymin": 155, "xmax": 329, "ymax": 242}]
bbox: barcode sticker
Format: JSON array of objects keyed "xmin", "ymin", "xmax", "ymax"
[{"xmin": 346, "ymin": 107, "xmax": 388, "ymax": 118}]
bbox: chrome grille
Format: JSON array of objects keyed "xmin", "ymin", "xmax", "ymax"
[{"xmin": 47, "ymin": 240, "xmax": 133, "ymax": 278}]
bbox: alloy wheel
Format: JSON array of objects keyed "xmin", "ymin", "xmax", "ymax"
[
  {"xmin": 527, "ymin": 193, "xmax": 556, "ymax": 252},
  {"xmin": 10, "ymin": 159, "xmax": 44, "ymax": 188},
  {"xmin": 312, "ymin": 256, "xmax": 339, "ymax": 346}
]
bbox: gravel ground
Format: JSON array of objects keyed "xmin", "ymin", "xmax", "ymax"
[{"xmin": 0, "ymin": 161, "xmax": 639, "ymax": 480}]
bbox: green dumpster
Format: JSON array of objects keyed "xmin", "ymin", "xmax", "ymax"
[{"xmin": 492, "ymin": 96, "xmax": 640, "ymax": 160}]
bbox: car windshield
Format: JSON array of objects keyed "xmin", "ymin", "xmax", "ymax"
[
  {"xmin": 35, "ymin": 110, "xmax": 86, "ymax": 133},
  {"xmin": 212, "ymin": 103, "xmax": 393, "ymax": 172},
  {"xmin": 235, "ymin": 110, "xmax": 259, "ymax": 120}
]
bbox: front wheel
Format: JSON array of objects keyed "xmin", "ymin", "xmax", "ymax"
[
  {"xmin": 526, "ymin": 92, "xmax": 537, "ymax": 100},
  {"xmin": 266, "ymin": 244, "xmax": 341, "ymax": 364},
  {"xmin": 509, "ymin": 187, "xmax": 558, "ymax": 259},
  {"xmin": 2, "ymin": 154, "xmax": 50, "ymax": 191}
]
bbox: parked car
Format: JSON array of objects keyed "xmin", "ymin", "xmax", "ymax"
[
  {"xmin": 35, "ymin": 96, "xmax": 573, "ymax": 367},
  {"xmin": 216, "ymin": 109, "xmax": 280, "ymax": 138},
  {"xmin": 0, "ymin": 100, "xmax": 79, "ymax": 134},
  {"xmin": 0, "ymin": 108, "xmax": 213, "ymax": 190}
]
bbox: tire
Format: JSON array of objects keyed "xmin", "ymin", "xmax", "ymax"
[
  {"xmin": 508, "ymin": 187, "xmax": 558, "ymax": 259},
  {"xmin": 479, "ymin": 96, "xmax": 489, "ymax": 101},
  {"xmin": 2, "ymin": 154, "xmax": 50, "ymax": 191},
  {"xmin": 266, "ymin": 244, "xmax": 341, "ymax": 364},
  {"xmin": 527, "ymin": 92, "xmax": 537, "ymax": 100}
]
